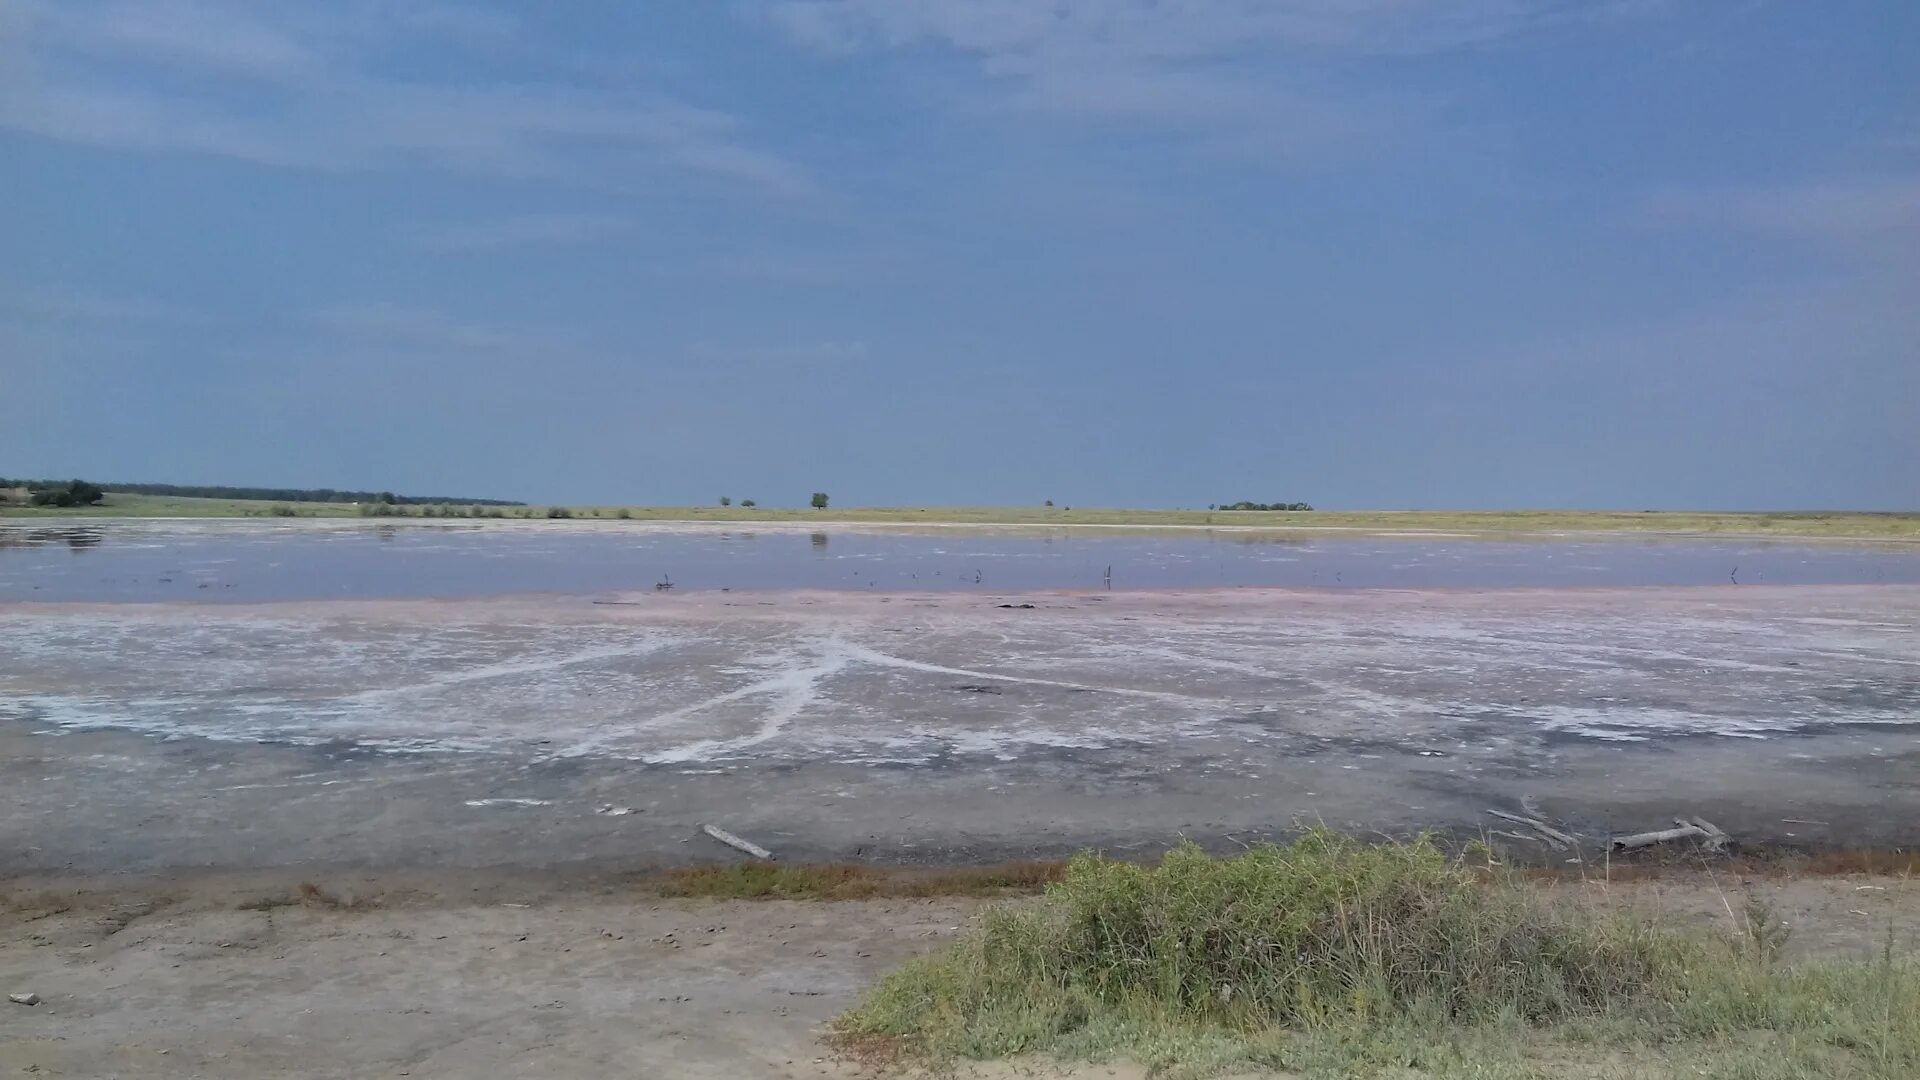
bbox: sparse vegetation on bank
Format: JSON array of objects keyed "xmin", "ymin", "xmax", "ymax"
[
  {"xmin": 0, "ymin": 478, "xmax": 105, "ymax": 508},
  {"xmin": 837, "ymin": 831, "xmax": 1920, "ymax": 1078},
  {"xmin": 0, "ymin": 480, "xmax": 521, "ymax": 506},
  {"xmin": 6, "ymin": 493, "xmax": 1918, "ymax": 540},
  {"xmin": 655, "ymin": 860, "xmax": 1068, "ymax": 900}
]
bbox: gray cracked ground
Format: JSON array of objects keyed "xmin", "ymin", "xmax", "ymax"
[{"xmin": 4, "ymin": 585, "xmax": 1919, "ymax": 876}]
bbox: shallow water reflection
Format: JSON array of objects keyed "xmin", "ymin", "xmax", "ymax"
[{"xmin": 1, "ymin": 519, "xmax": 1916, "ymax": 602}]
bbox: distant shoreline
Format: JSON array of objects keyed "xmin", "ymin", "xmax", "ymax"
[{"xmin": 3, "ymin": 493, "xmax": 1918, "ymax": 540}]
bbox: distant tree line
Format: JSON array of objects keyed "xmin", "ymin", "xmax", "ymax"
[
  {"xmin": 0, "ymin": 478, "xmax": 106, "ymax": 507},
  {"xmin": 1214, "ymin": 501, "xmax": 1314, "ymax": 512},
  {"xmin": 360, "ymin": 503, "xmax": 520, "ymax": 518},
  {"xmin": 0, "ymin": 479, "xmax": 522, "ymax": 507}
]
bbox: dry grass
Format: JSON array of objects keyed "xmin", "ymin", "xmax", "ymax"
[
  {"xmin": 236, "ymin": 882, "xmax": 374, "ymax": 912},
  {"xmin": 7, "ymin": 494, "xmax": 1917, "ymax": 540},
  {"xmin": 1800, "ymin": 849, "xmax": 1920, "ymax": 876},
  {"xmin": 1524, "ymin": 845, "xmax": 1920, "ymax": 885},
  {"xmin": 837, "ymin": 832, "xmax": 1920, "ymax": 1079},
  {"xmin": 646, "ymin": 841, "xmax": 1920, "ymax": 905},
  {"xmin": 648, "ymin": 843, "xmax": 1919, "ymax": 904},
  {"xmin": 652, "ymin": 859, "xmax": 1068, "ymax": 900}
]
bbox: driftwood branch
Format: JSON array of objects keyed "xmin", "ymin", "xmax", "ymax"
[
  {"xmin": 1610, "ymin": 813, "xmax": 1736, "ymax": 853},
  {"xmin": 1686, "ymin": 816, "xmax": 1731, "ymax": 851},
  {"xmin": 1490, "ymin": 829, "xmax": 1543, "ymax": 845},
  {"xmin": 1485, "ymin": 809, "xmax": 1578, "ymax": 851},
  {"xmin": 1688, "ymin": 816, "xmax": 1728, "ymax": 840},
  {"xmin": 700, "ymin": 824, "xmax": 775, "ymax": 861},
  {"xmin": 1611, "ymin": 824, "xmax": 1707, "ymax": 851}
]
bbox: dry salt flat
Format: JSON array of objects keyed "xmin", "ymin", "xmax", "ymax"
[{"xmin": 3, "ymin": 531, "xmax": 1918, "ymax": 874}]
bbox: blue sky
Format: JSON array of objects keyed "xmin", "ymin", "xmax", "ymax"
[{"xmin": 2, "ymin": 1, "xmax": 1915, "ymax": 509}]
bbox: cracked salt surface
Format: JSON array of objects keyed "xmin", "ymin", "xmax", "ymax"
[{"xmin": 3, "ymin": 585, "xmax": 1917, "ymax": 769}]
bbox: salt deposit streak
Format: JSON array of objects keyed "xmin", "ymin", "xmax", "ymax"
[{"xmin": 2, "ymin": 586, "xmax": 1917, "ymax": 768}]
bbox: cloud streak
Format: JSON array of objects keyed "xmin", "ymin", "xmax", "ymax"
[
  {"xmin": 767, "ymin": 0, "xmax": 1638, "ymax": 59},
  {"xmin": 1, "ymin": 288, "xmax": 194, "ymax": 325},
  {"xmin": 2, "ymin": 0, "xmax": 816, "ymax": 198},
  {"xmin": 1648, "ymin": 176, "xmax": 1920, "ymax": 243},
  {"xmin": 758, "ymin": 1, "xmax": 1653, "ymax": 166},
  {"xmin": 412, "ymin": 215, "xmax": 641, "ymax": 253},
  {"xmin": 689, "ymin": 339, "xmax": 872, "ymax": 365},
  {"xmin": 315, "ymin": 303, "xmax": 581, "ymax": 356}
]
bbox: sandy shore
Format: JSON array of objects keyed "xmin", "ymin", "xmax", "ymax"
[{"xmin": 4, "ymin": 870, "xmax": 1918, "ymax": 1079}]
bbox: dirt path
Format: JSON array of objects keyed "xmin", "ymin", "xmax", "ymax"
[
  {"xmin": 4, "ymin": 872, "xmax": 1917, "ymax": 1079},
  {"xmin": 2, "ymin": 884, "xmax": 972, "ymax": 1079}
]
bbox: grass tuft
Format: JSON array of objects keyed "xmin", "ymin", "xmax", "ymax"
[
  {"xmin": 837, "ymin": 830, "xmax": 1920, "ymax": 1078},
  {"xmin": 654, "ymin": 860, "xmax": 1067, "ymax": 901},
  {"xmin": 236, "ymin": 882, "xmax": 372, "ymax": 912}
]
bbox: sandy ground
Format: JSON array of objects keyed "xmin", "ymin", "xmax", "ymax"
[{"xmin": 3, "ymin": 872, "xmax": 1918, "ymax": 1079}]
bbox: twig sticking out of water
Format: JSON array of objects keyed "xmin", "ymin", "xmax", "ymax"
[
  {"xmin": 1610, "ymin": 818, "xmax": 1731, "ymax": 853},
  {"xmin": 1485, "ymin": 809, "xmax": 1577, "ymax": 851},
  {"xmin": 701, "ymin": 823, "xmax": 775, "ymax": 861}
]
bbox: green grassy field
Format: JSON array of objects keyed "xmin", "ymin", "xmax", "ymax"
[
  {"xmin": 0, "ymin": 493, "xmax": 374, "ymax": 518},
  {"xmin": 3, "ymin": 492, "xmax": 1917, "ymax": 539}
]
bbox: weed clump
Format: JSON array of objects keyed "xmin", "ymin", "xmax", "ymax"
[
  {"xmin": 234, "ymin": 882, "xmax": 373, "ymax": 912},
  {"xmin": 839, "ymin": 830, "xmax": 1920, "ymax": 1078},
  {"xmin": 656, "ymin": 860, "xmax": 1066, "ymax": 901},
  {"xmin": 849, "ymin": 833, "xmax": 1667, "ymax": 1039}
]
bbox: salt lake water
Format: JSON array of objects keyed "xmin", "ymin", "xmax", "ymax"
[{"xmin": 3, "ymin": 519, "xmax": 1917, "ymax": 602}]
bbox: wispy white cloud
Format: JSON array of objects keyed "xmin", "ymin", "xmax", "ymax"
[
  {"xmin": 758, "ymin": 1, "xmax": 1651, "ymax": 165},
  {"xmin": 315, "ymin": 304, "xmax": 871, "ymax": 372},
  {"xmin": 412, "ymin": 215, "xmax": 640, "ymax": 253},
  {"xmin": 690, "ymin": 339, "xmax": 872, "ymax": 364},
  {"xmin": 1, "ymin": 0, "xmax": 816, "ymax": 198},
  {"xmin": 1, "ymin": 287, "xmax": 193, "ymax": 325},
  {"xmin": 767, "ymin": 0, "xmax": 1640, "ymax": 59},
  {"xmin": 34, "ymin": 0, "xmax": 324, "ymax": 77},
  {"xmin": 1646, "ymin": 175, "xmax": 1920, "ymax": 254},
  {"xmin": 409, "ymin": 220, "xmax": 895, "ymax": 285},
  {"xmin": 997, "ymin": 61, "xmax": 1401, "ymax": 164},
  {"xmin": 679, "ymin": 247, "xmax": 901, "ymax": 284},
  {"xmin": 315, "ymin": 303, "xmax": 579, "ymax": 355}
]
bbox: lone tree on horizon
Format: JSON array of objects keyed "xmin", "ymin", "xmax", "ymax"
[
  {"xmin": 719, "ymin": 496, "xmax": 731, "ymax": 506},
  {"xmin": 811, "ymin": 492, "xmax": 830, "ymax": 510}
]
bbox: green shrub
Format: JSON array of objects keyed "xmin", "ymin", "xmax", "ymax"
[
  {"xmin": 841, "ymin": 831, "xmax": 1920, "ymax": 1077},
  {"xmin": 851, "ymin": 834, "xmax": 1670, "ymax": 1041},
  {"xmin": 27, "ymin": 479, "xmax": 105, "ymax": 508}
]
